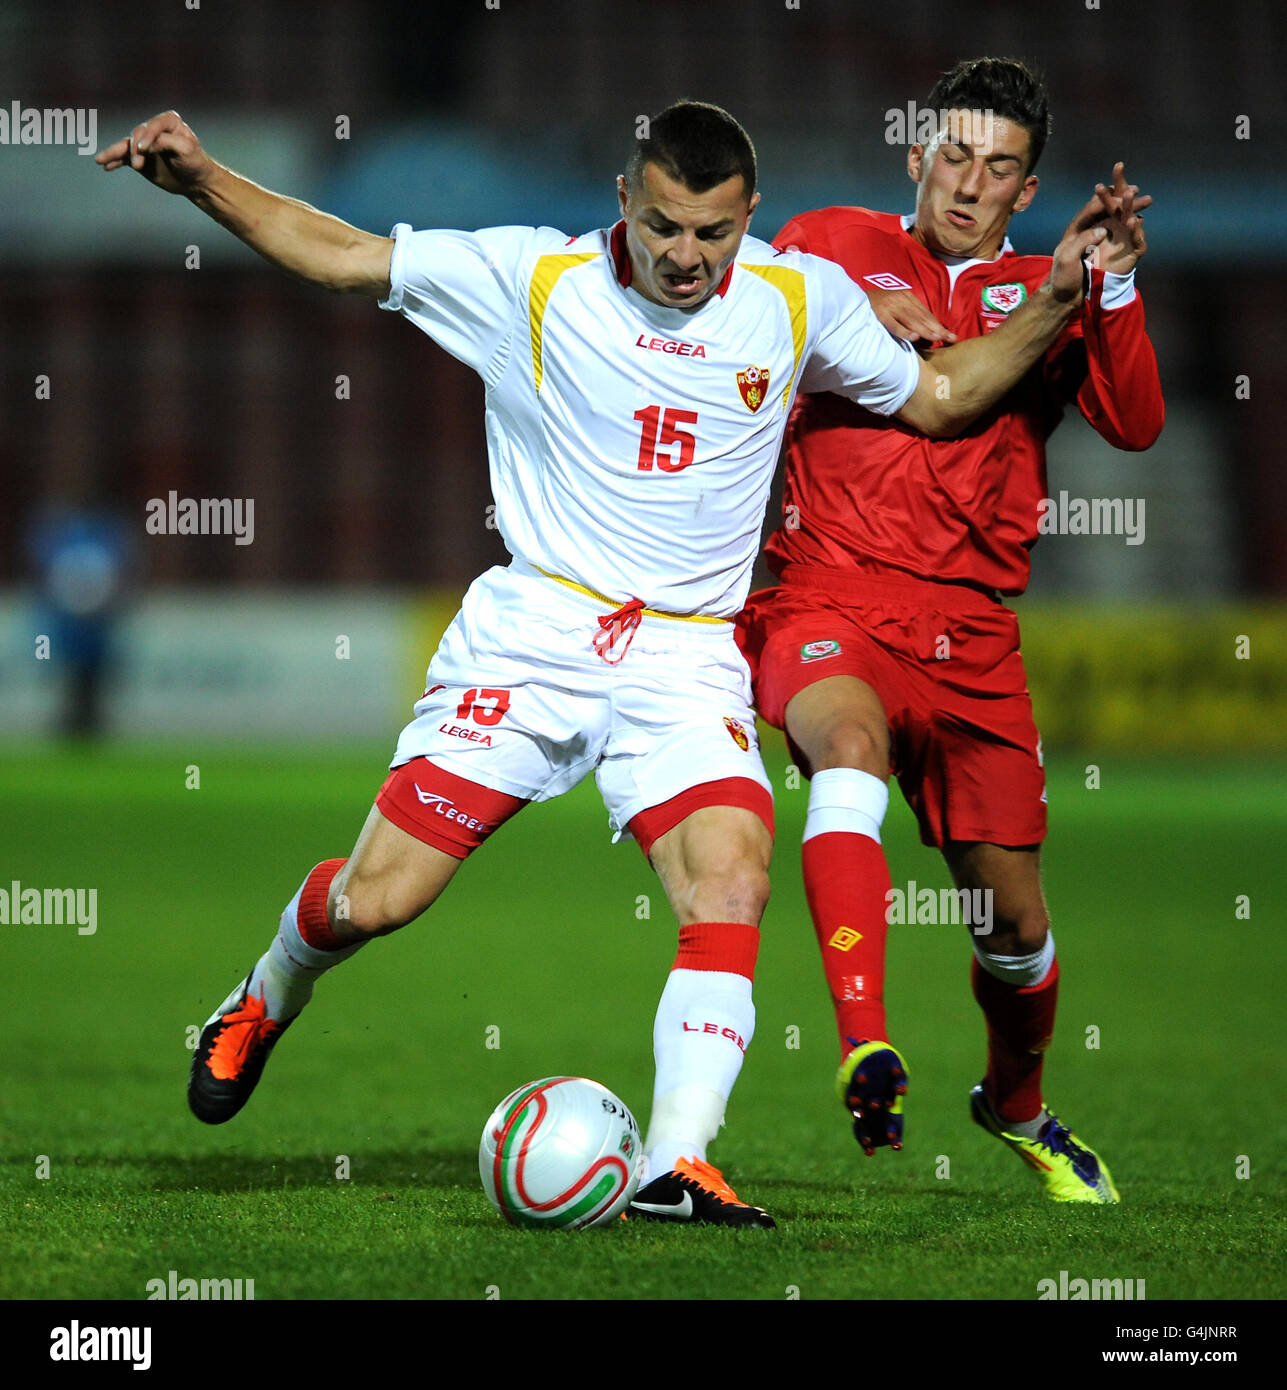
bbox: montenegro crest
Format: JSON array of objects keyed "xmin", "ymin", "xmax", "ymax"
[
  {"xmin": 736, "ymin": 365, "xmax": 771, "ymax": 413},
  {"xmin": 723, "ymin": 716, "xmax": 751, "ymax": 751},
  {"xmin": 981, "ymin": 282, "xmax": 1028, "ymax": 316}
]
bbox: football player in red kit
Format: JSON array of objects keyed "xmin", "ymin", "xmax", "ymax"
[{"xmin": 737, "ymin": 57, "xmax": 1163, "ymax": 1201}]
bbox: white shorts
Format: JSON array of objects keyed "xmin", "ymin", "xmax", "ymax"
[{"xmin": 390, "ymin": 562, "xmax": 773, "ymax": 841}]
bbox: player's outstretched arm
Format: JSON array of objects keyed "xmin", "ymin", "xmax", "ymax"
[
  {"xmin": 95, "ymin": 111, "xmax": 392, "ymax": 296},
  {"xmin": 895, "ymin": 199, "xmax": 1109, "ymax": 437}
]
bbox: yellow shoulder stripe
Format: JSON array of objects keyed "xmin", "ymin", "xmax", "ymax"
[
  {"xmin": 740, "ymin": 262, "xmax": 807, "ymax": 407},
  {"xmin": 529, "ymin": 252, "xmax": 601, "ymax": 392}
]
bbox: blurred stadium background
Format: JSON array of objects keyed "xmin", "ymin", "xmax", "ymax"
[{"xmin": 0, "ymin": 0, "xmax": 1284, "ymax": 750}]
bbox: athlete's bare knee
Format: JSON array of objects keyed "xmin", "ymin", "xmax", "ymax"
[
  {"xmin": 809, "ymin": 717, "xmax": 889, "ymax": 775},
  {"xmin": 651, "ymin": 808, "xmax": 772, "ymax": 927},
  {"xmin": 787, "ymin": 679, "xmax": 890, "ymax": 778},
  {"xmin": 683, "ymin": 856, "xmax": 771, "ymax": 927},
  {"xmin": 329, "ymin": 864, "xmax": 423, "ymax": 938},
  {"xmin": 980, "ymin": 904, "xmax": 1050, "ymax": 957}
]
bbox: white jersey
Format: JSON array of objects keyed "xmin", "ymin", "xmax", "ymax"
[{"xmin": 380, "ymin": 220, "xmax": 919, "ymax": 616}]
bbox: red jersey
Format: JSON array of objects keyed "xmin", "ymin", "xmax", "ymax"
[{"xmin": 766, "ymin": 208, "xmax": 1164, "ymax": 595}]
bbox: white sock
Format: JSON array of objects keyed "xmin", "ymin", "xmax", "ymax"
[
  {"xmin": 804, "ymin": 767, "xmax": 889, "ymax": 843},
  {"xmin": 644, "ymin": 967, "xmax": 755, "ymax": 1178},
  {"xmin": 246, "ymin": 879, "xmax": 364, "ymax": 1022},
  {"xmin": 972, "ymin": 933, "xmax": 1055, "ymax": 989},
  {"xmin": 979, "ymin": 1084, "xmax": 1050, "ymax": 1141}
]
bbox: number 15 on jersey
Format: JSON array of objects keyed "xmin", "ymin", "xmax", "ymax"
[{"xmin": 634, "ymin": 406, "xmax": 698, "ymax": 473}]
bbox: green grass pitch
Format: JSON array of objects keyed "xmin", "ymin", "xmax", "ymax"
[{"xmin": 1, "ymin": 741, "xmax": 1283, "ymax": 1301}]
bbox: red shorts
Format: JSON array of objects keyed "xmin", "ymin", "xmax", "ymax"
[{"xmin": 736, "ymin": 567, "xmax": 1046, "ymax": 849}]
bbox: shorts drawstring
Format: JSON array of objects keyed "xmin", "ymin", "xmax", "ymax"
[{"xmin": 592, "ymin": 597, "xmax": 645, "ymax": 665}]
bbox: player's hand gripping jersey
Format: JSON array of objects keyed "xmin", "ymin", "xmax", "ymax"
[
  {"xmin": 380, "ymin": 219, "xmax": 921, "ymax": 616},
  {"xmin": 765, "ymin": 207, "xmax": 1164, "ymax": 595}
]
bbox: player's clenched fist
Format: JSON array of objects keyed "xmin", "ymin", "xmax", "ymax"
[{"xmin": 94, "ymin": 111, "xmax": 213, "ymax": 195}]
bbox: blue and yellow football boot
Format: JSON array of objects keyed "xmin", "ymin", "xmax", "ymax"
[
  {"xmin": 836, "ymin": 1040, "xmax": 909, "ymax": 1155},
  {"xmin": 970, "ymin": 1083, "xmax": 1119, "ymax": 1203}
]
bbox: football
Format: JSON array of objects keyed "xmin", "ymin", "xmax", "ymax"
[{"xmin": 479, "ymin": 1076, "xmax": 644, "ymax": 1229}]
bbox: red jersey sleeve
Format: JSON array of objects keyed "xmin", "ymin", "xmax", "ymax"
[
  {"xmin": 773, "ymin": 214, "xmax": 830, "ymax": 259},
  {"xmin": 1074, "ymin": 277, "xmax": 1165, "ymax": 450}
]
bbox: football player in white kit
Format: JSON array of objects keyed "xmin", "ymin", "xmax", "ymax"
[{"xmin": 98, "ymin": 101, "xmax": 1105, "ymax": 1226}]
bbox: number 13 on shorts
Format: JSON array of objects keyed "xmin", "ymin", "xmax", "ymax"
[{"xmin": 455, "ymin": 688, "xmax": 511, "ymax": 726}]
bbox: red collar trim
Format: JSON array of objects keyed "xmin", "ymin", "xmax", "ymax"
[
  {"xmin": 609, "ymin": 220, "xmax": 736, "ymax": 299},
  {"xmin": 712, "ymin": 260, "xmax": 736, "ymax": 298}
]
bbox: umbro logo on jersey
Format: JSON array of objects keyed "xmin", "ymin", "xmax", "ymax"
[
  {"xmin": 736, "ymin": 365, "xmax": 770, "ymax": 413},
  {"xmin": 981, "ymin": 282, "xmax": 1027, "ymax": 316},
  {"xmin": 864, "ymin": 273, "xmax": 913, "ymax": 292},
  {"xmin": 635, "ymin": 333, "xmax": 707, "ymax": 358}
]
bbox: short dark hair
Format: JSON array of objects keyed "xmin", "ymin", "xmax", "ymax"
[
  {"xmin": 926, "ymin": 57, "xmax": 1051, "ymax": 172},
  {"xmin": 627, "ymin": 101, "xmax": 757, "ymax": 199}
]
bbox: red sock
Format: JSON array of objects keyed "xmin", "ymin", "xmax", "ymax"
[
  {"xmin": 971, "ymin": 955, "xmax": 1059, "ymax": 1123},
  {"xmin": 802, "ymin": 832, "xmax": 892, "ymax": 1058},
  {"xmin": 672, "ymin": 921, "xmax": 760, "ymax": 979},
  {"xmin": 297, "ymin": 858, "xmax": 348, "ymax": 950}
]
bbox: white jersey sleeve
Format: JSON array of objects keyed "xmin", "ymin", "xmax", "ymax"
[
  {"xmin": 379, "ymin": 223, "xmax": 549, "ymax": 381},
  {"xmin": 798, "ymin": 254, "xmax": 921, "ymax": 416}
]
